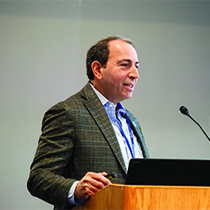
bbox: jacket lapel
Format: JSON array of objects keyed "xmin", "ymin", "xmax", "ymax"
[
  {"xmin": 80, "ymin": 83, "xmax": 127, "ymax": 173},
  {"xmin": 126, "ymin": 111, "xmax": 150, "ymax": 158}
]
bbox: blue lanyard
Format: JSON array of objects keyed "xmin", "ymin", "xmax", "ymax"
[{"xmin": 116, "ymin": 105, "xmax": 135, "ymax": 158}]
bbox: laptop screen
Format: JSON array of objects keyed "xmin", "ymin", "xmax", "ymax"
[{"xmin": 125, "ymin": 158, "xmax": 210, "ymax": 187}]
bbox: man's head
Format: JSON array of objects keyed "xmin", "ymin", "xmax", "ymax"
[
  {"xmin": 87, "ymin": 36, "xmax": 139, "ymax": 104},
  {"xmin": 86, "ymin": 36, "xmax": 135, "ymax": 80}
]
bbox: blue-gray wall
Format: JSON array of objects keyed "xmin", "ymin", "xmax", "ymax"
[{"xmin": 1, "ymin": 1, "xmax": 209, "ymax": 209}]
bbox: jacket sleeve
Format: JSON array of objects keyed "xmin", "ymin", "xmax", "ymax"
[{"xmin": 27, "ymin": 104, "xmax": 76, "ymax": 209}]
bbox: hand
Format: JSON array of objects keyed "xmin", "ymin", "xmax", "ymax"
[{"xmin": 74, "ymin": 172, "xmax": 111, "ymax": 200}]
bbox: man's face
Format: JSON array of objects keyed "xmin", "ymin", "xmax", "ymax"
[{"xmin": 99, "ymin": 40, "xmax": 139, "ymax": 104}]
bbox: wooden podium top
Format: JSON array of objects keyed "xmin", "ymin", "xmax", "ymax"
[{"xmin": 74, "ymin": 184, "xmax": 210, "ymax": 210}]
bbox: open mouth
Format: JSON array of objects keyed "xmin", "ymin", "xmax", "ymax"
[{"xmin": 124, "ymin": 83, "xmax": 134, "ymax": 88}]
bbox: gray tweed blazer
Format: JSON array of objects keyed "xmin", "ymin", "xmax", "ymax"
[{"xmin": 27, "ymin": 82, "xmax": 149, "ymax": 210}]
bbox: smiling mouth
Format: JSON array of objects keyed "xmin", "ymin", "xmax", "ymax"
[{"xmin": 124, "ymin": 84, "xmax": 134, "ymax": 88}]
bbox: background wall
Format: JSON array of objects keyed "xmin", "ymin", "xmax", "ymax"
[{"xmin": 1, "ymin": 1, "xmax": 210, "ymax": 209}]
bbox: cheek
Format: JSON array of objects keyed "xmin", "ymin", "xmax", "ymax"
[{"xmin": 103, "ymin": 69, "xmax": 126, "ymax": 87}]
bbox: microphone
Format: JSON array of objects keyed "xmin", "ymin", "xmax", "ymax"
[{"xmin": 179, "ymin": 106, "xmax": 210, "ymax": 142}]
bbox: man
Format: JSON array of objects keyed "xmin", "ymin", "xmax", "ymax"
[{"xmin": 27, "ymin": 36, "xmax": 149, "ymax": 210}]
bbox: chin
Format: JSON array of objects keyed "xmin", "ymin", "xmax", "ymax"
[
  {"xmin": 121, "ymin": 95, "xmax": 132, "ymax": 101},
  {"xmin": 126, "ymin": 93, "xmax": 133, "ymax": 99}
]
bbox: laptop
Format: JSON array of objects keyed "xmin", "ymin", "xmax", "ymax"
[{"xmin": 125, "ymin": 158, "xmax": 210, "ymax": 187}]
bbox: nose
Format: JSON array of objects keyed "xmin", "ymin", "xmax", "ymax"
[{"xmin": 129, "ymin": 64, "xmax": 139, "ymax": 80}]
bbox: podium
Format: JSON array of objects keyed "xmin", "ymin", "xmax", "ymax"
[{"xmin": 74, "ymin": 184, "xmax": 210, "ymax": 210}]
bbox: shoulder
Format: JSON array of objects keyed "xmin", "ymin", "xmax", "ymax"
[
  {"xmin": 46, "ymin": 82, "xmax": 94, "ymax": 112},
  {"xmin": 42, "ymin": 82, "xmax": 99, "ymax": 124}
]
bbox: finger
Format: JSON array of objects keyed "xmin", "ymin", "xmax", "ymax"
[
  {"xmin": 74, "ymin": 172, "xmax": 111, "ymax": 200},
  {"xmin": 75, "ymin": 179, "xmax": 97, "ymax": 200},
  {"xmin": 95, "ymin": 173, "xmax": 112, "ymax": 185},
  {"xmin": 89, "ymin": 172, "xmax": 111, "ymax": 186},
  {"xmin": 86, "ymin": 174, "xmax": 107, "ymax": 190},
  {"xmin": 75, "ymin": 173, "xmax": 104, "ymax": 196}
]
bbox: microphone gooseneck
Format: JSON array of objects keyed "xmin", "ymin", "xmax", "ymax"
[{"xmin": 179, "ymin": 106, "xmax": 210, "ymax": 142}]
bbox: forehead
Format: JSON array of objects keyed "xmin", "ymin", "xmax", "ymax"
[{"xmin": 108, "ymin": 40, "xmax": 138, "ymax": 60}]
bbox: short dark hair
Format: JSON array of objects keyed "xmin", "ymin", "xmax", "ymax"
[{"xmin": 86, "ymin": 36, "xmax": 135, "ymax": 80}]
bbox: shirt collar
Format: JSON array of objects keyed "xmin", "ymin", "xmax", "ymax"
[
  {"xmin": 89, "ymin": 82, "xmax": 108, "ymax": 106},
  {"xmin": 89, "ymin": 82, "xmax": 126, "ymax": 114}
]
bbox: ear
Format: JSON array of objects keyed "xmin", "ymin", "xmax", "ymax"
[{"xmin": 91, "ymin": 61, "xmax": 103, "ymax": 80}]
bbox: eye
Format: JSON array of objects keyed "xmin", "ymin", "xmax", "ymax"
[
  {"xmin": 119, "ymin": 61, "xmax": 130, "ymax": 68},
  {"xmin": 121, "ymin": 63, "xmax": 129, "ymax": 67},
  {"xmin": 135, "ymin": 61, "xmax": 140, "ymax": 70}
]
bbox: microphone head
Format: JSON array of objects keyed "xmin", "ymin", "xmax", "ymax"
[{"xmin": 179, "ymin": 106, "xmax": 190, "ymax": 116}]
